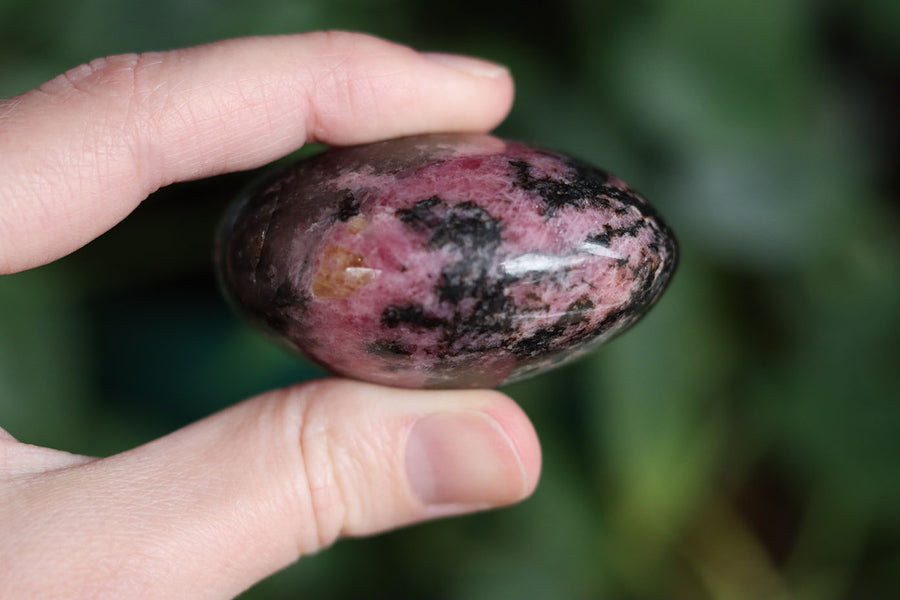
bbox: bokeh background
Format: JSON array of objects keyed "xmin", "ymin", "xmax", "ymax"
[{"xmin": 2, "ymin": 0, "xmax": 899, "ymax": 597}]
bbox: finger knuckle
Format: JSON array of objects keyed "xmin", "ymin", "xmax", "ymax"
[
  {"xmin": 268, "ymin": 382, "xmax": 351, "ymax": 555},
  {"xmin": 39, "ymin": 53, "xmax": 141, "ymax": 99},
  {"xmin": 36, "ymin": 51, "xmax": 168, "ymax": 133},
  {"xmin": 34, "ymin": 51, "xmax": 171, "ymax": 181}
]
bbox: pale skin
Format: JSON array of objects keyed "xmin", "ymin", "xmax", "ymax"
[{"xmin": 0, "ymin": 32, "xmax": 541, "ymax": 599}]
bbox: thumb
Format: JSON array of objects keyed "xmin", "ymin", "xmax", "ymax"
[{"xmin": 3, "ymin": 380, "xmax": 540, "ymax": 600}]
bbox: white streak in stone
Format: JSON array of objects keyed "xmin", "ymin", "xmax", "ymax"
[
  {"xmin": 580, "ymin": 241, "xmax": 624, "ymax": 260},
  {"xmin": 501, "ymin": 243, "xmax": 623, "ymax": 278},
  {"xmin": 345, "ymin": 267, "xmax": 381, "ymax": 278},
  {"xmin": 501, "ymin": 252, "xmax": 584, "ymax": 277}
]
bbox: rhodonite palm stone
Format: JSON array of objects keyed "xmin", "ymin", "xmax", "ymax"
[{"xmin": 217, "ymin": 133, "xmax": 678, "ymax": 388}]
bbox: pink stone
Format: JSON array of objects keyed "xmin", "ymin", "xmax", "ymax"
[{"xmin": 216, "ymin": 133, "xmax": 678, "ymax": 389}]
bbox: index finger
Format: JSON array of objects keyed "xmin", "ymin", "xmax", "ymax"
[{"xmin": 0, "ymin": 32, "xmax": 513, "ymax": 274}]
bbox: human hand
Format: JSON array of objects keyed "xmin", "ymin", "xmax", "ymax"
[{"xmin": 0, "ymin": 32, "xmax": 540, "ymax": 599}]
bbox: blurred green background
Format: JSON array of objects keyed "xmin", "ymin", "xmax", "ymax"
[{"xmin": 2, "ymin": 0, "xmax": 899, "ymax": 597}]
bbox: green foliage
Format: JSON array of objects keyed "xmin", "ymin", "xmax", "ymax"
[{"xmin": 1, "ymin": 0, "xmax": 898, "ymax": 597}]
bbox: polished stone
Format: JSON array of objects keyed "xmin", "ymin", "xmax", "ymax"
[{"xmin": 217, "ymin": 133, "xmax": 678, "ymax": 388}]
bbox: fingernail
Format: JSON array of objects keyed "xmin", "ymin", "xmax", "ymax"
[
  {"xmin": 406, "ymin": 412, "xmax": 527, "ymax": 507},
  {"xmin": 423, "ymin": 52, "xmax": 509, "ymax": 78}
]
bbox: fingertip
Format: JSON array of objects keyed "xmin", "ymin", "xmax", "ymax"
[
  {"xmin": 418, "ymin": 49, "xmax": 516, "ymax": 134},
  {"xmin": 300, "ymin": 34, "xmax": 516, "ymax": 145},
  {"xmin": 288, "ymin": 380, "xmax": 540, "ymax": 507},
  {"xmin": 419, "ymin": 51, "xmax": 515, "ymax": 132}
]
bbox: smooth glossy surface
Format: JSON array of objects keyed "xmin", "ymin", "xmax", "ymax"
[{"xmin": 216, "ymin": 134, "xmax": 678, "ymax": 388}]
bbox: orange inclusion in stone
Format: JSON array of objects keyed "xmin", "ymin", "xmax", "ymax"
[
  {"xmin": 312, "ymin": 245, "xmax": 375, "ymax": 298},
  {"xmin": 346, "ymin": 214, "xmax": 367, "ymax": 234}
]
